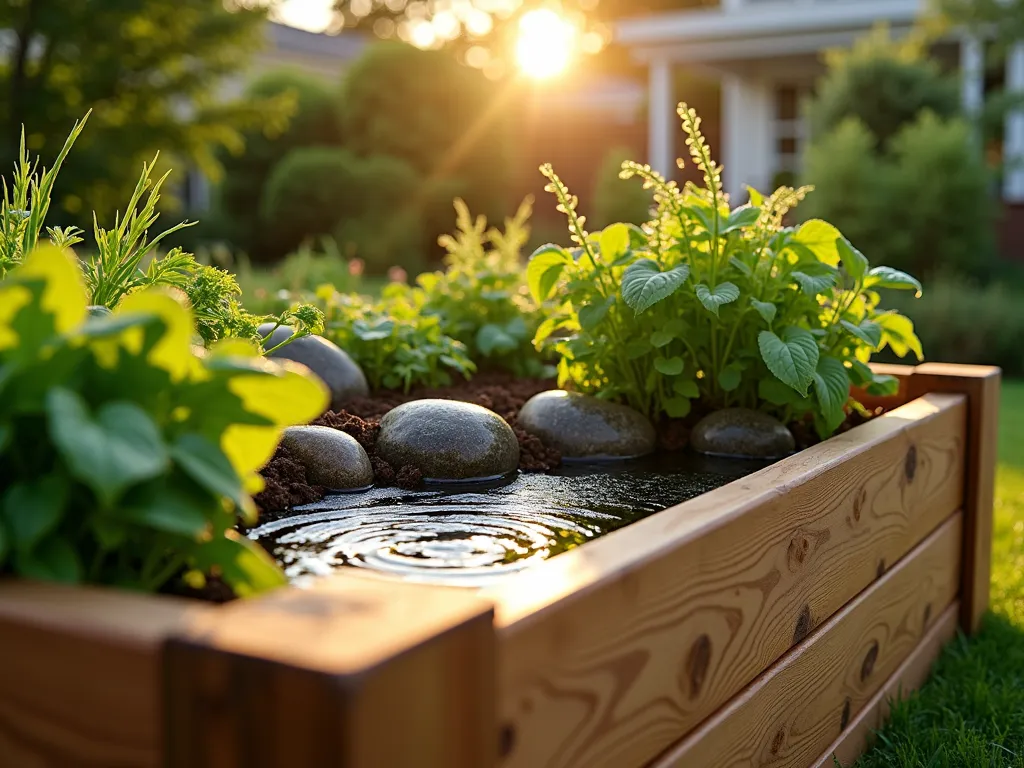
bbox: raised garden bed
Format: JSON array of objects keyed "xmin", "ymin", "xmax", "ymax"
[{"xmin": 0, "ymin": 362, "xmax": 998, "ymax": 768}]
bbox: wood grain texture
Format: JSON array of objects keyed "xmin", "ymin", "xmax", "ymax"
[
  {"xmin": 651, "ymin": 514, "xmax": 962, "ymax": 768},
  {"xmin": 813, "ymin": 601, "xmax": 959, "ymax": 768},
  {"xmin": 485, "ymin": 393, "xmax": 966, "ymax": 768},
  {"xmin": 909, "ymin": 363, "xmax": 1001, "ymax": 634},
  {"xmin": 164, "ymin": 572, "xmax": 496, "ymax": 768},
  {"xmin": 0, "ymin": 580, "xmax": 207, "ymax": 768}
]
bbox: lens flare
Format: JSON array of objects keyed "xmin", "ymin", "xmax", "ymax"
[{"xmin": 515, "ymin": 9, "xmax": 575, "ymax": 79}]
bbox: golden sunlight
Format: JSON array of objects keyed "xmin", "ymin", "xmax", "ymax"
[{"xmin": 515, "ymin": 9, "xmax": 575, "ymax": 80}]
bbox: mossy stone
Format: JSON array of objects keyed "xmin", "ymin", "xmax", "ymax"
[
  {"xmin": 259, "ymin": 323, "xmax": 369, "ymax": 410},
  {"xmin": 517, "ymin": 390, "xmax": 656, "ymax": 460},
  {"xmin": 280, "ymin": 426, "xmax": 374, "ymax": 490},
  {"xmin": 691, "ymin": 408, "xmax": 795, "ymax": 460},
  {"xmin": 376, "ymin": 399, "xmax": 520, "ymax": 482}
]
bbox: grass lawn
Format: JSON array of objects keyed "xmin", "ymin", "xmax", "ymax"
[{"xmin": 855, "ymin": 380, "xmax": 1024, "ymax": 767}]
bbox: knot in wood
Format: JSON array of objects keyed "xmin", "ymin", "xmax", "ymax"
[
  {"xmin": 924, "ymin": 603, "xmax": 932, "ymax": 626},
  {"xmin": 793, "ymin": 605, "xmax": 812, "ymax": 645},
  {"xmin": 499, "ymin": 723, "xmax": 516, "ymax": 757},
  {"xmin": 686, "ymin": 634, "xmax": 712, "ymax": 700},
  {"xmin": 770, "ymin": 727, "xmax": 787, "ymax": 755},
  {"xmin": 905, "ymin": 444, "xmax": 918, "ymax": 483},
  {"xmin": 861, "ymin": 640, "xmax": 880, "ymax": 682},
  {"xmin": 840, "ymin": 698, "xmax": 852, "ymax": 731},
  {"xmin": 787, "ymin": 534, "xmax": 811, "ymax": 571},
  {"xmin": 876, "ymin": 559, "xmax": 886, "ymax": 579}
]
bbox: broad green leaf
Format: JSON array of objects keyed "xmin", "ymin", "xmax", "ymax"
[
  {"xmin": 654, "ymin": 356, "xmax": 684, "ymax": 376},
  {"xmin": 729, "ymin": 256, "xmax": 753, "ymax": 277},
  {"xmin": 812, "ymin": 356, "xmax": 850, "ymax": 433},
  {"xmin": 793, "ymin": 220, "xmax": 842, "ymax": 266},
  {"xmin": 836, "ymin": 237, "xmax": 869, "ymax": 280},
  {"xmin": 759, "ymin": 377, "xmax": 801, "ymax": 406},
  {"xmin": 599, "ymin": 224, "xmax": 631, "ymax": 262},
  {"xmin": 533, "ymin": 316, "xmax": 570, "ymax": 347},
  {"xmin": 476, "ymin": 324, "xmax": 517, "ymax": 355},
  {"xmin": 747, "ymin": 186, "xmax": 765, "ymax": 207},
  {"xmin": 866, "ymin": 374, "xmax": 900, "ymax": 396},
  {"xmin": 792, "ymin": 268, "xmax": 837, "ymax": 296},
  {"xmin": 115, "ymin": 289, "xmax": 194, "ymax": 382},
  {"xmin": 650, "ymin": 330, "xmax": 674, "ymax": 348},
  {"xmin": 750, "ymin": 298, "xmax": 777, "ymax": 325},
  {"xmin": 621, "ymin": 259, "xmax": 690, "ymax": 314},
  {"xmin": 118, "ymin": 485, "xmax": 210, "ymax": 538},
  {"xmin": 864, "ymin": 267, "xmax": 923, "ymax": 294},
  {"xmin": 694, "ymin": 282, "xmax": 740, "ymax": 317},
  {"xmin": 527, "ymin": 246, "xmax": 571, "ymax": 303},
  {"xmin": 758, "ymin": 327, "xmax": 819, "ymax": 394},
  {"xmin": 876, "ymin": 313, "xmax": 924, "ymax": 360},
  {"xmin": 626, "ymin": 338, "xmax": 652, "ymax": 360},
  {"xmin": 2, "ymin": 479, "xmax": 67, "ymax": 554},
  {"xmin": 626, "ymin": 223, "xmax": 648, "ymax": 250},
  {"xmin": 719, "ymin": 366, "xmax": 742, "ymax": 392},
  {"xmin": 847, "ymin": 359, "xmax": 874, "ymax": 386},
  {"xmin": 190, "ymin": 530, "xmax": 286, "ymax": 597},
  {"xmin": 170, "ymin": 433, "xmax": 245, "ymax": 510},
  {"xmin": 15, "ymin": 245, "xmax": 88, "ymax": 335},
  {"xmin": 663, "ymin": 318, "xmax": 688, "ymax": 338},
  {"xmin": 674, "ymin": 379, "xmax": 700, "ymax": 398},
  {"xmin": 18, "ymin": 538, "xmax": 82, "ymax": 584},
  {"xmin": 665, "ymin": 397, "xmax": 692, "ymax": 418},
  {"xmin": 721, "ymin": 206, "xmax": 760, "ymax": 233},
  {"xmin": 840, "ymin": 319, "xmax": 882, "ymax": 348},
  {"xmin": 578, "ymin": 296, "xmax": 615, "ymax": 331},
  {"xmin": 47, "ymin": 391, "xmax": 168, "ymax": 506}
]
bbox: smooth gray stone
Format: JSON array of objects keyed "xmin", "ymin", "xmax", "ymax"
[
  {"xmin": 376, "ymin": 399, "xmax": 520, "ymax": 481},
  {"xmin": 280, "ymin": 426, "xmax": 374, "ymax": 490},
  {"xmin": 517, "ymin": 390, "xmax": 656, "ymax": 460},
  {"xmin": 690, "ymin": 408, "xmax": 795, "ymax": 459},
  {"xmin": 259, "ymin": 323, "xmax": 369, "ymax": 410}
]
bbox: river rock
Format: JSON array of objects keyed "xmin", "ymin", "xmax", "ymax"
[
  {"xmin": 259, "ymin": 323, "xmax": 369, "ymax": 410},
  {"xmin": 517, "ymin": 390, "xmax": 656, "ymax": 460},
  {"xmin": 279, "ymin": 426, "xmax": 374, "ymax": 490},
  {"xmin": 87, "ymin": 305, "xmax": 112, "ymax": 318},
  {"xmin": 376, "ymin": 400, "xmax": 520, "ymax": 482},
  {"xmin": 690, "ymin": 408, "xmax": 795, "ymax": 459}
]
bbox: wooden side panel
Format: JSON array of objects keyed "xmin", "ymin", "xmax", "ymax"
[
  {"xmin": 651, "ymin": 514, "xmax": 962, "ymax": 768},
  {"xmin": 813, "ymin": 602, "xmax": 958, "ymax": 768},
  {"xmin": 0, "ymin": 581, "xmax": 204, "ymax": 768},
  {"xmin": 487, "ymin": 393, "xmax": 966, "ymax": 768},
  {"xmin": 909, "ymin": 363, "xmax": 1001, "ymax": 633},
  {"xmin": 164, "ymin": 573, "xmax": 497, "ymax": 768}
]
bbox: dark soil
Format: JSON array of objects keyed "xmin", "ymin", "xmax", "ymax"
[{"xmin": 254, "ymin": 372, "xmax": 882, "ymax": 513}]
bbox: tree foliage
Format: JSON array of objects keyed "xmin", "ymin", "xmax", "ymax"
[{"xmin": 0, "ymin": 0, "xmax": 288, "ymax": 225}]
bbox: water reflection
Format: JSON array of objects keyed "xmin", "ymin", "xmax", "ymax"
[{"xmin": 249, "ymin": 453, "xmax": 766, "ymax": 587}]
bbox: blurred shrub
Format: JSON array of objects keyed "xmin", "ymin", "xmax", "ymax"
[
  {"xmin": 220, "ymin": 70, "xmax": 343, "ymax": 260},
  {"xmin": 339, "ymin": 43, "xmax": 510, "ymax": 249},
  {"xmin": 591, "ymin": 147, "xmax": 653, "ymax": 228},
  {"xmin": 882, "ymin": 274, "xmax": 1024, "ymax": 375},
  {"xmin": 260, "ymin": 147, "xmax": 424, "ymax": 271},
  {"xmin": 808, "ymin": 27, "xmax": 960, "ymax": 149},
  {"xmin": 801, "ymin": 30, "xmax": 996, "ymax": 278}
]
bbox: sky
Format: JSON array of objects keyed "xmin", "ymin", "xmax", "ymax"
[{"xmin": 275, "ymin": 0, "xmax": 336, "ymax": 32}]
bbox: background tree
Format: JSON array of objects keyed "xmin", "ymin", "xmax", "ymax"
[
  {"xmin": 799, "ymin": 28, "xmax": 995, "ymax": 278},
  {"xmin": 0, "ymin": 0, "xmax": 288, "ymax": 225}
]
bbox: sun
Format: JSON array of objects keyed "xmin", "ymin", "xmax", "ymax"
[{"xmin": 515, "ymin": 9, "xmax": 575, "ymax": 80}]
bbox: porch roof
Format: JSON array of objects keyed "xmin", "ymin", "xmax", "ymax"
[{"xmin": 615, "ymin": 0, "xmax": 924, "ymax": 62}]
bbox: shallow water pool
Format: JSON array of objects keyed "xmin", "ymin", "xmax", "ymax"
[{"xmin": 249, "ymin": 453, "xmax": 767, "ymax": 587}]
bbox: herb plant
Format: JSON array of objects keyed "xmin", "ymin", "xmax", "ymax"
[
  {"xmin": 529, "ymin": 103, "xmax": 923, "ymax": 437},
  {"xmin": 0, "ymin": 114, "xmax": 324, "ymax": 352},
  {"xmin": 419, "ymin": 197, "xmax": 550, "ymax": 378},
  {"xmin": 317, "ymin": 283, "xmax": 475, "ymax": 393},
  {"xmin": 0, "ymin": 246, "xmax": 328, "ymax": 594}
]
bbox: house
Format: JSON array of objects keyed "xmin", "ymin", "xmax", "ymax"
[{"xmin": 615, "ymin": 0, "xmax": 1024, "ymax": 211}]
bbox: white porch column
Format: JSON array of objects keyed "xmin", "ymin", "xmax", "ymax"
[
  {"xmin": 721, "ymin": 74, "xmax": 774, "ymax": 201},
  {"xmin": 1005, "ymin": 42, "xmax": 1024, "ymax": 203},
  {"xmin": 961, "ymin": 35, "xmax": 985, "ymax": 153},
  {"xmin": 648, "ymin": 57, "xmax": 674, "ymax": 178}
]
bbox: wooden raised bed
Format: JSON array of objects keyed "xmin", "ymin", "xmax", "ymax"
[{"xmin": 0, "ymin": 363, "xmax": 999, "ymax": 768}]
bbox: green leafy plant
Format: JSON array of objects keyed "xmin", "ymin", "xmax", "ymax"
[
  {"xmin": 0, "ymin": 246, "xmax": 328, "ymax": 594},
  {"xmin": 1, "ymin": 115, "xmax": 324, "ymax": 351},
  {"xmin": 418, "ymin": 197, "xmax": 550, "ymax": 378},
  {"xmin": 317, "ymin": 283, "xmax": 476, "ymax": 393},
  {"xmin": 529, "ymin": 103, "xmax": 924, "ymax": 437}
]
